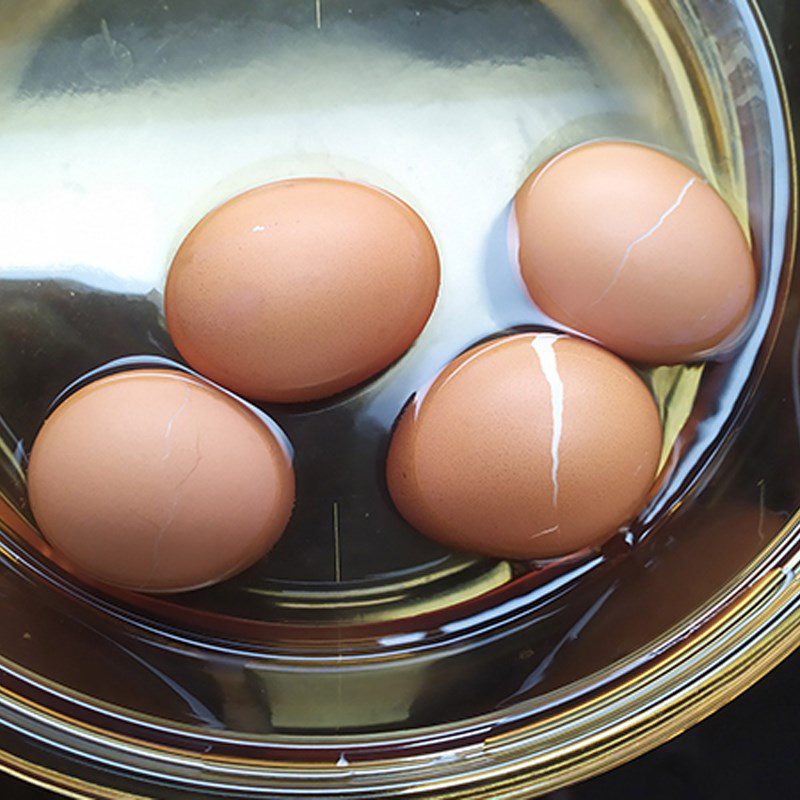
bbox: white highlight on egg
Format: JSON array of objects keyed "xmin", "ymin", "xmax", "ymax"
[
  {"xmin": 593, "ymin": 176, "xmax": 698, "ymax": 304},
  {"xmin": 531, "ymin": 334, "xmax": 564, "ymax": 508},
  {"xmin": 413, "ymin": 337, "xmax": 510, "ymax": 419}
]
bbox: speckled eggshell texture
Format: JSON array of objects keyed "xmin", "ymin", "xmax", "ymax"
[
  {"xmin": 165, "ymin": 178, "xmax": 440, "ymax": 403},
  {"xmin": 514, "ymin": 141, "xmax": 757, "ymax": 364},
  {"xmin": 28, "ymin": 369, "xmax": 295, "ymax": 593},
  {"xmin": 387, "ymin": 333, "xmax": 662, "ymax": 560}
]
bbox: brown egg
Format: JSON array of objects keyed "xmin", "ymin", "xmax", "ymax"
[
  {"xmin": 513, "ymin": 141, "xmax": 757, "ymax": 364},
  {"xmin": 386, "ymin": 333, "xmax": 662, "ymax": 560},
  {"xmin": 165, "ymin": 178, "xmax": 440, "ymax": 403},
  {"xmin": 28, "ymin": 369, "xmax": 295, "ymax": 593}
]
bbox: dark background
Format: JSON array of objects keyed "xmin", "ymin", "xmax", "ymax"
[
  {"xmin": 565, "ymin": 2, "xmax": 800, "ymax": 794},
  {"xmin": 1, "ymin": 0, "xmax": 798, "ymax": 798}
]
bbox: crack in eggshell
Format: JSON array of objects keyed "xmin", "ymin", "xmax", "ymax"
[
  {"xmin": 530, "ymin": 334, "xmax": 564, "ymax": 509},
  {"xmin": 592, "ymin": 176, "xmax": 700, "ymax": 306},
  {"xmin": 150, "ymin": 390, "xmax": 204, "ymax": 583},
  {"xmin": 530, "ymin": 524, "xmax": 560, "ymax": 540}
]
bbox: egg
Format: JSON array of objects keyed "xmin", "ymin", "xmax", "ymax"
[
  {"xmin": 27, "ymin": 369, "xmax": 295, "ymax": 593},
  {"xmin": 513, "ymin": 141, "xmax": 757, "ymax": 364},
  {"xmin": 165, "ymin": 178, "xmax": 440, "ymax": 403},
  {"xmin": 386, "ymin": 333, "xmax": 662, "ymax": 560}
]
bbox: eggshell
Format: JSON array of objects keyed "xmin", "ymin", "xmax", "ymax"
[
  {"xmin": 27, "ymin": 369, "xmax": 295, "ymax": 593},
  {"xmin": 513, "ymin": 141, "xmax": 757, "ymax": 364},
  {"xmin": 386, "ymin": 333, "xmax": 662, "ymax": 560},
  {"xmin": 165, "ymin": 178, "xmax": 440, "ymax": 403}
]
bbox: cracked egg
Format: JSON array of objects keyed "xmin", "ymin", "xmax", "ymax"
[
  {"xmin": 513, "ymin": 141, "xmax": 757, "ymax": 364},
  {"xmin": 386, "ymin": 332, "xmax": 662, "ymax": 560},
  {"xmin": 27, "ymin": 369, "xmax": 295, "ymax": 593}
]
